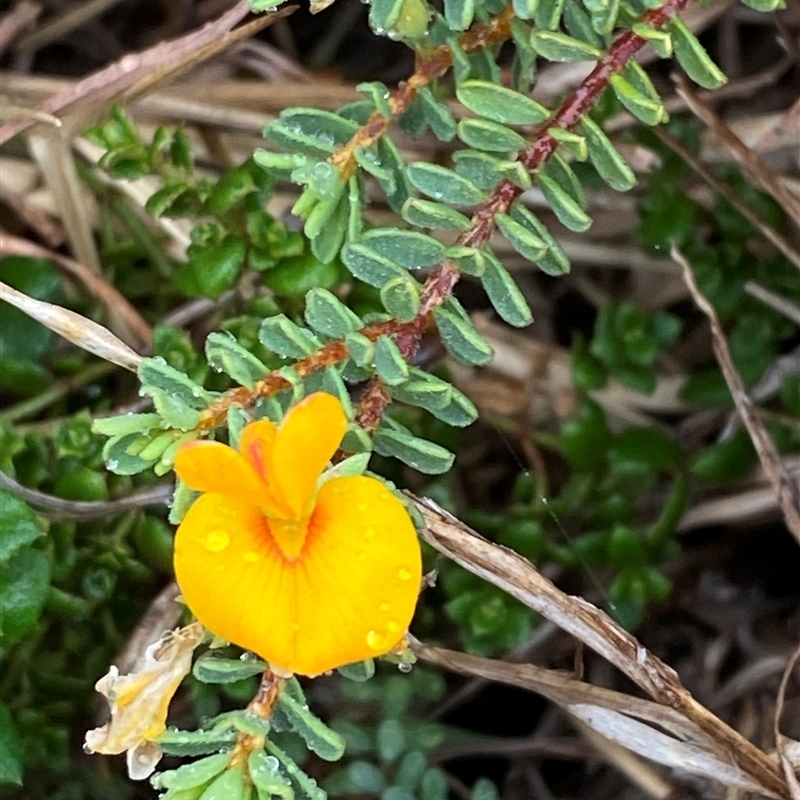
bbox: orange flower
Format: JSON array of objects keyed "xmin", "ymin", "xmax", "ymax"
[{"xmin": 173, "ymin": 392, "xmax": 422, "ymax": 676}]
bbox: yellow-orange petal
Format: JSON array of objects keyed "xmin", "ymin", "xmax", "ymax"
[
  {"xmin": 238, "ymin": 419, "xmax": 292, "ymax": 518},
  {"xmin": 175, "ymin": 441, "xmax": 270, "ymax": 508},
  {"xmin": 271, "ymin": 393, "xmax": 347, "ymax": 518},
  {"xmin": 173, "ymin": 477, "xmax": 422, "ymax": 677},
  {"xmin": 282, "ymin": 475, "xmax": 422, "ymax": 675}
]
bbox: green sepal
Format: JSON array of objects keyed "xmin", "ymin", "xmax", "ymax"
[
  {"xmin": 205, "ymin": 332, "xmax": 268, "ymax": 389},
  {"xmin": 337, "ymin": 659, "xmax": 376, "ymax": 681},
  {"xmin": 156, "ymin": 729, "xmax": 237, "ymax": 758}
]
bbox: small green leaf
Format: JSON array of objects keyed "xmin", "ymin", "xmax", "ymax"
[
  {"xmin": 188, "ymin": 236, "xmax": 246, "ymax": 299},
  {"xmin": 457, "ymin": 118, "xmax": 527, "ymax": 153},
  {"xmin": 456, "ymin": 80, "xmax": 550, "ymax": 126},
  {"xmin": 508, "ymin": 204, "xmax": 570, "ymax": 275},
  {"xmin": 193, "ymin": 654, "xmax": 267, "ymax": 684},
  {"xmin": 259, "ymin": 315, "xmax": 321, "ymax": 359},
  {"xmin": 157, "ymin": 729, "xmax": 237, "ymax": 758},
  {"xmin": 537, "ymin": 173, "xmax": 593, "ymax": 232},
  {"xmin": 453, "ymin": 150, "xmax": 530, "ymax": 191},
  {"xmin": 0, "ymin": 703, "xmax": 22, "ymax": 786},
  {"xmin": 512, "ymin": 0, "xmax": 538, "ymax": 19},
  {"xmin": 495, "ymin": 213, "xmax": 547, "ymax": 262},
  {"xmin": 580, "ymin": 115, "xmax": 636, "ymax": 191},
  {"xmin": 691, "ymin": 429, "xmax": 757, "ymax": 482},
  {"xmin": 444, "ymin": 0, "xmax": 474, "ymax": 29},
  {"xmin": 248, "ymin": 751, "xmax": 293, "ymax": 799},
  {"xmin": 153, "ymin": 753, "xmax": 232, "ymax": 792},
  {"xmin": 445, "ymin": 245, "xmax": 486, "ymax": 277},
  {"xmin": 380, "ymin": 276, "xmax": 421, "ymax": 322},
  {"xmin": 337, "ymin": 659, "xmax": 375, "ymax": 681},
  {"xmin": 138, "ymin": 357, "xmax": 210, "ymax": 430},
  {"xmin": 277, "ymin": 685, "xmax": 346, "ymax": 761},
  {"xmin": 267, "ymin": 740, "xmax": 326, "ymax": 800},
  {"xmin": 374, "ymin": 336, "xmax": 410, "ymax": 385},
  {"xmin": 418, "ymin": 87, "xmax": 457, "ymax": 141},
  {"xmin": 265, "ymin": 108, "xmax": 358, "ymax": 157},
  {"xmin": 548, "ymin": 127, "xmax": 588, "ymax": 160},
  {"xmin": 205, "ymin": 332, "xmax": 268, "ymax": 389},
  {"xmin": 481, "ymin": 251, "xmax": 533, "ymax": 327},
  {"xmin": 471, "ymin": 778, "xmax": 500, "ymax": 800},
  {"xmin": 669, "ymin": 17, "xmax": 727, "ymax": 89},
  {"xmin": 530, "ymin": 29, "xmax": 602, "ymax": 60},
  {"xmin": 92, "ymin": 412, "xmax": 161, "ymax": 437},
  {"xmin": 198, "ymin": 764, "xmax": 248, "ymax": 800},
  {"xmin": 369, "ymin": 0, "xmax": 407, "ymax": 31},
  {"xmin": 0, "ymin": 491, "xmax": 42, "ymax": 564},
  {"xmin": 738, "ymin": 0, "xmax": 784, "ymax": 11},
  {"xmin": 345, "ymin": 332, "xmax": 374, "ymax": 367},
  {"xmin": 401, "ymin": 198, "xmax": 471, "ymax": 230},
  {"xmin": 374, "ymin": 420, "xmax": 455, "ymax": 474},
  {"xmin": 406, "ymin": 162, "xmax": 484, "ymax": 205},
  {"xmin": 253, "ymin": 149, "xmax": 309, "ymax": 173},
  {"xmin": 305, "ymin": 288, "xmax": 362, "ymax": 338},
  {"xmin": 361, "ymin": 228, "xmax": 445, "ymax": 268},
  {"xmin": 341, "ymin": 243, "xmax": 408, "ymax": 288},
  {"xmin": 0, "ymin": 548, "xmax": 51, "ymax": 648},
  {"xmin": 609, "ymin": 72, "xmax": 666, "ymax": 126},
  {"xmin": 434, "ymin": 303, "xmax": 494, "ymax": 365},
  {"xmin": 534, "ymin": 0, "xmax": 566, "ymax": 29},
  {"xmin": 357, "ymin": 80, "xmax": 393, "ymax": 117},
  {"xmin": 630, "ymin": 23, "xmax": 672, "ymax": 58}
]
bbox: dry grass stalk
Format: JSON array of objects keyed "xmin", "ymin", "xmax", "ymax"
[
  {"xmin": 413, "ymin": 494, "xmax": 790, "ymax": 798},
  {"xmin": 774, "ymin": 644, "xmax": 800, "ymax": 800},
  {"xmin": 674, "ymin": 246, "xmax": 800, "ymax": 546}
]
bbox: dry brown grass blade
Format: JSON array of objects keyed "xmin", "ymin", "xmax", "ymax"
[
  {"xmin": 28, "ymin": 130, "xmax": 101, "ymax": 274},
  {"xmin": 0, "ymin": 281, "xmax": 142, "ymax": 371},
  {"xmin": 774, "ymin": 644, "xmax": 800, "ymax": 800},
  {"xmin": 0, "ymin": 2, "xmax": 297, "ymax": 144},
  {"xmin": 413, "ymin": 494, "xmax": 790, "ymax": 798},
  {"xmin": 413, "ymin": 640, "xmax": 776, "ymax": 795},
  {"xmin": 674, "ymin": 245, "xmax": 800, "ymax": 546},
  {"xmin": 0, "ymin": 231, "xmax": 152, "ymax": 350},
  {"xmin": 0, "ymin": 0, "xmax": 41, "ymax": 57},
  {"xmin": 654, "ymin": 129, "xmax": 800, "ymax": 273},
  {"xmin": 674, "ymin": 74, "xmax": 800, "ymax": 226}
]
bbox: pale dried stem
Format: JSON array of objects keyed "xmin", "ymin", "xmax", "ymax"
[{"xmin": 674, "ymin": 245, "xmax": 800, "ymax": 546}]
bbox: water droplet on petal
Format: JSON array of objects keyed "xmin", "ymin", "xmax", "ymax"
[
  {"xmin": 387, "ymin": 619, "xmax": 401, "ymax": 633},
  {"xmin": 379, "ymin": 602, "xmax": 390, "ymax": 612},
  {"xmin": 357, "ymin": 503, "xmax": 367, "ymax": 512},
  {"xmin": 364, "ymin": 528, "xmax": 376, "ymax": 540},
  {"xmin": 243, "ymin": 551, "xmax": 259, "ymax": 563},
  {"xmin": 204, "ymin": 529, "xmax": 229, "ymax": 552},
  {"xmin": 291, "ymin": 622, "xmax": 301, "ymax": 632},
  {"xmin": 398, "ymin": 566, "xmax": 413, "ymax": 581},
  {"xmin": 357, "ymin": 551, "xmax": 367, "ymax": 561},
  {"xmin": 366, "ymin": 630, "xmax": 386, "ymax": 650}
]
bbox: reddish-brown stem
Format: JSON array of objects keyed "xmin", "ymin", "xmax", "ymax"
[{"xmin": 200, "ymin": 0, "xmax": 688, "ymax": 434}]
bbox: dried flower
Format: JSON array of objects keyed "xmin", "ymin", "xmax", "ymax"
[
  {"xmin": 84, "ymin": 622, "xmax": 204, "ymax": 779},
  {"xmin": 173, "ymin": 392, "xmax": 422, "ymax": 676}
]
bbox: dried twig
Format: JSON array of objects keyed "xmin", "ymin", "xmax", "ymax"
[
  {"xmin": 0, "ymin": 471, "xmax": 172, "ymax": 521},
  {"xmin": 413, "ymin": 494, "xmax": 790, "ymax": 798},
  {"xmin": 745, "ymin": 281, "xmax": 800, "ymax": 327},
  {"xmin": 0, "ymin": 0, "xmax": 41, "ymax": 57},
  {"xmin": 0, "ymin": 232, "xmax": 152, "ymax": 350},
  {"xmin": 774, "ymin": 645, "xmax": 800, "ymax": 800},
  {"xmin": 673, "ymin": 74, "xmax": 800, "ymax": 225},
  {"xmin": 674, "ymin": 245, "xmax": 800, "ymax": 546}
]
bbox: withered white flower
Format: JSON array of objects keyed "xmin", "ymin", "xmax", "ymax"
[{"xmin": 84, "ymin": 621, "xmax": 204, "ymax": 779}]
